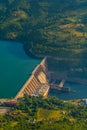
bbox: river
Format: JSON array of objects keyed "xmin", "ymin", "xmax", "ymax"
[
  {"xmin": 49, "ymin": 81, "xmax": 87, "ymax": 100},
  {"xmin": 0, "ymin": 41, "xmax": 41, "ymax": 98}
]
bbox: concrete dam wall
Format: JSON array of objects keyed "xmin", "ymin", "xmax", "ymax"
[
  {"xmin": 15, "ymin": 58, "xmax": 49, "ymax": 99},
  {"xmin": 15, "ymin": 57, "xmax": 87, "ymax": 99}
]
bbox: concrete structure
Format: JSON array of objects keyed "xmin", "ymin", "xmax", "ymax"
[
  {"xmin": 58, "ymin": 80, "xmax": 65, "ymax": 88},
  {"xmin": 15, "ymin": 58, "xmax": 49, "ymax": 99},
  {"xmin": 34, "ymin": 84, "xmax": 50, "ymax": 97},
  {"xmin": 15, "ymin": 57, "xmax": 72, "ymax": 99},
  {"xmin": 50, "ymin": 80, "xmax": 65, "ymax": 90}
]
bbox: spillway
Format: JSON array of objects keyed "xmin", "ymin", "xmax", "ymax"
[{"xmin": 15, "ymin": 58, "xmax": 50, "ymax": 99}]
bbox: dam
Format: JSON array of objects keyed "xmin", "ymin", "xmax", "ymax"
[
  {"xmin": 15, "ymin": 58, "xmax": 50, "ymax": 99},
  {"xmin": 15, "ymin": 56, "xmax": 87, "ymax": 100},
  {"xmin": 1, "ymin": 41, "xmax": 87, "ymax": 100}
]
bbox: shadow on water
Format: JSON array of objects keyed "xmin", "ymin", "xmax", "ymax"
[{"xmin": 49, "ymin": 80, "xmax": 87, "ymax": 100}]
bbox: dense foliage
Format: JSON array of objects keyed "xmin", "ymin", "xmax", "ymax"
[
  {"xmin": 0, "ymin": 0, "xmax": 87, "ymax": 58},
  {"xmin": 1, "ymin": 0, "xmax": 87, "ymax": 78},
  {"xmin": 0, "ymin": 96, "xmax": 87, "ymax": 130}
]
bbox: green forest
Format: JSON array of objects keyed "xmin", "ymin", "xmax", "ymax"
[
  {"xmin": 1, "ymin": 0, "xmax": 87, "ymax": 78},
  {"xmin": 0, "ymin": 0, "xmax": 87, "ymax": 58},
  {"xmin": 0, "ymin": 95, "xmax": 87, "ymax": 130}
]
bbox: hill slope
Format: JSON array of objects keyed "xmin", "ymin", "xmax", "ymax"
[
  {"xmin": 0, "ymin": 96, "xmax": 87, "ymax": 130},
  {"xmin": 1, "ymin": 0, "xmax": 87, "ymax": 79},
  {"xmin": 0, "ymin": 0, "xmax": 87, "ymax": 58}
]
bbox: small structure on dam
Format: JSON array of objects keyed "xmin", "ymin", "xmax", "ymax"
[{"xmin": 34, "ymin": 84, "xmax": 50, "ymax": 97}]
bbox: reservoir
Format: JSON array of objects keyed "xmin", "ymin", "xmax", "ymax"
[
  {"xmin": 1, "ymin": 41, "xmax": 87, "ymax": 100},
  {"xmin": 0, "ymin": 41, "xmax": 41, "ymax": 98}
]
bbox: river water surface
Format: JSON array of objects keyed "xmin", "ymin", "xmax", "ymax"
[
  {"xmin": 0, "ymin": 41, "xmax": 41, "ymax": 98},
  {"xmin": 50, "ymin": 81, "xmax": 87, "ymax": 100},
  {"xmin": 1, "ymin": 41, "xmax": 87, "ymax": 100}
]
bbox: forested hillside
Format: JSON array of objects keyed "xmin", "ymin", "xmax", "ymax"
[
  {"xmin": 0, "ymin": 95, "xmax": 87, "ymax": 130},
  {"xmin": 1, "ymin": 0, "xmax": 87, "ymax": 78},
  {"xmin": 1, "ymin": 0, "xmax": 87, "ymax": 58}
]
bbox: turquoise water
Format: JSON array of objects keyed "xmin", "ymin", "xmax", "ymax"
[
  {"xmin": 0, "ymin": 41, "xmax": 41, "ymax": 98},
  {"xmin": 1, "ymin": 41, "xmax": 87, "ymax": 100}
]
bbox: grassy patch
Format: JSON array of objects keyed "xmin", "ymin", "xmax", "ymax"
[{"xmin": 37, "ymin": 108, "xmax": 60, "ymax": 121}]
